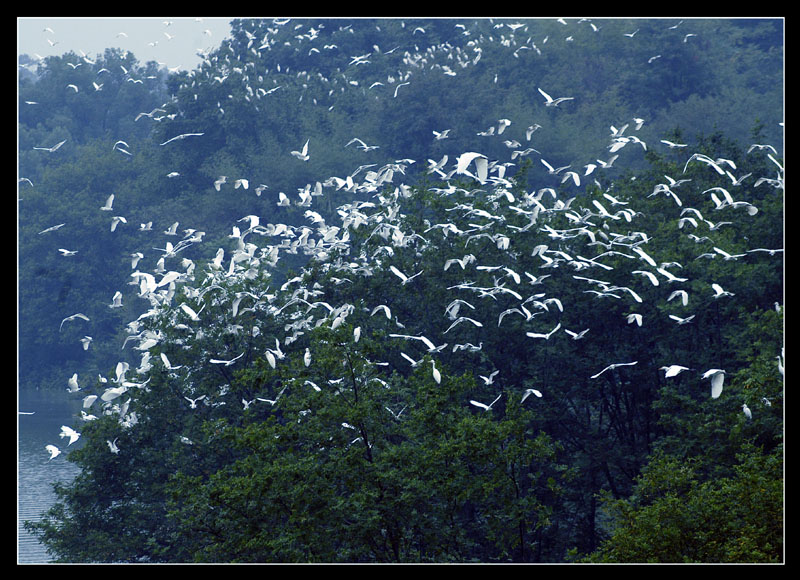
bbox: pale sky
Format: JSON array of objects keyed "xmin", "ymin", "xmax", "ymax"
[{"xmin": 17, "ymin": 17, "xmax": 234, "ymax": 72}]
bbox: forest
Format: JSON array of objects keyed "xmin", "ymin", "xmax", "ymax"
[{"xmin": 19, "ymin": 18, "xmax": 783, "ymax": 563}]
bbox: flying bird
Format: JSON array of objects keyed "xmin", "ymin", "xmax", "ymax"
[
  {"xmin": 538, "ymin": 87, "xmax": 574, "ymax": 107},
  {"xmin": 520, "ymin": 388, "xmax": 542, "ymax": 403},
  {"xmin": 159, "ymin": 132, "xmax": 204, "ymax": 146},
  {"xmin": 660, "ymin": 365, "xmax": 691, "ymax": 378},
  {"xmin": 60, "ymin": 313, "xmax": 89, "ymax": 331},
  {"xmin": 702, "ymin": 369, "xmax": 726, "ymax": 398},
  {"xmin": 470, "ymin": 393, "xmax": 502, "ymax": 411},
  {"xmin": 33, "ymin": 139, "xmax": 67, "ymax": 152},
  {"xmin": 590, "ymin": 361, "xmax": 638, "ymax": 379},
  {"xmin": 291, "ymin": 139, "xmax": 310, "ymax": 161}
]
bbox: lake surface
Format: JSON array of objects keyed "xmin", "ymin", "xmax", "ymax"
[{"xmin": 18, "ymin": 390, "xmax": 82, "ymax": 564}]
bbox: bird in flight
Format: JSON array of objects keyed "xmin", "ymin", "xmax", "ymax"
[
  {"xmin": 159, "ymin": 133, "xmax": 204, "ymax": 146},
  {"xmin": 60, "ymin": 313, "xmax": 89, "ymax": 331},
  {"xmin": 590, "ymin": 361, "xmax": 638, "ymax": 379},
  {"xmin": 33, "ymin": 139, "xmax": 67, "ymax": 152},
  {"xmin": 538, "ymin": 87, "xmax": 574, "ymax": 107},
  {"xmin": 291, "ymin": 139, "xmax": 310, "ymax": 161},
  {"xmin": 470, "ymin": 393, "xmax": 502, "ymax": 411}
]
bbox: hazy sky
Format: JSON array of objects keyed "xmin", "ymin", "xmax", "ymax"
[{"xmin": 17, "ymin": 17, "xmax": 234, "ymax": 72}]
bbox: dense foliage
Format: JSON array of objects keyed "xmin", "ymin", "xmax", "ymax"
[{"xmin": 20, "ymin": 18, "xmax": 783, "ymax": 563}]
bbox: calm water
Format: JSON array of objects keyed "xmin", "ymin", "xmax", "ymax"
[{"xmin": 18, "ymin": 390, "xmax": 82, "ymax": 564}]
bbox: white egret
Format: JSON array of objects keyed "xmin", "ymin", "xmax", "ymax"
[
  {"xmin": 480, "ymin": 370, "xmax": 500, "ymax": 385},
  {"xmin": 389, "ymin": 265, "xmax": 424, "ymax": 285},
  {"xmin": 702, "ymin": 369, "xmax": 726, "ymax": 398},
  {"xmin": 667, "ymin": 290, "xmax": 689, "ymax": 306},
  {"xmin": 538, "ymin": 87, "xmax": 574, "ymax": 107},
  {"xmin": 59, "ymin": 425, "xmax": 81, "ymax": 445},
  {"xmin": 58, "ymin": 248, "xmax": 78, "ymax": 256},
  {"xmin": 526, "ymin": 322, "xmax": 562, "ymax": 340},
  {"xmin": 388, "ymin": 333, "xmax": 441, "ymax": 352},
  {"xmin": 180, "ymin": 303, "xmax": 205, "ymax": 321},
  {"xmin": 159, "ymin": 132, "xmax": 204, "ymax": 146},
  {"xmin": 590, "ymin": 361, "xmax": 638, "ymax": 379},
  {"xmin": 455, "ymin": 152, "xmax": 489, "ymax": 183},
  {"xmin": 67, "ymin": 373, "xmax": 80, "ymax": 393},
  {"xmin": 45, "ymin": 445, "xmax": 61, "ymax": 460},
  {"xmin": 160, "ymin": 352, "xmax": 183, "ymax": 370},
  {"xmin": 742, "ymin": 403, "xmax": 752, "ymax": 420},
  {"xmin": 470, "ymin": 393, "xmax": 502, "ymax": 411},
  {"xmin": 108, "ymin": 291, "xmax": 123, "ymax": 308},
  {"xmin": 184, "ymin": 395, "xmax": 206, "ymax": 409},
  {"xmin": 669, "ymin": 314, "xmax": 695, "ymax": 325},
  {"xmin": 711, "ymin": 283, "xmax": 735, "ymax": 299},
  {"xmin": 60, "ymin": 313, "xmax": 89, "ymax": 331},
  {"xmin": 520, "ymin": 388, "xmax": 542, "ymax": 403},
  {"xmin": 80, "ymin": 336, "xmax": 93, "ymax": 350},
  {"xmin": 39, "ymin": 223, "xmax": 65, "ymax": 234},
  {"xmin": 444, "ymin": 316, "xmax": 483, "ymax": 334},
  {"xmin": 430, "ymin": 360, "xmax": 441, "ymax": 384},
  {"xmin": 393, "ymin": 81, "xmax": 411, "ymax": 98},
  {"xmin": 304, "ymin": 348, "xmax": 312, "ymax": 367},
  {"xmin": 627, "ymin": 313, "xmax": 643, "ymax": 326},
  {"xmin": 210, "ymin": 352, "xmax": 245, "ymax": 366},
  {"xmin": 82, "ymin": 394, "xmax": 98, "ymax": 408},
  {"xmin": 632, "ymin": 270, "xmax": 660, "ymax": 286},
  {"xmin": 33, "ymin": 139, "xmax": 67, "ymax": 152},
  {"xmin": 564, "ymin": 328, "xmax": 590, "ymax": 340},
  {"xmin": 660, "ymin": 365, "xmax": 691, "ymax": 378},
  {"xmin": 110, "ymin": 216, "xmax": 127, "ymax": 232},
  {"xmin": 101, "ymin": 386, "xmax": 128, "ymax": 402},
  {"xmin": 107, "ymin": 438, "xmax": 120, "ymax": 454},
  {"xmin": 291, "ymin": 139, "xmax": 310, "ymax": 161}
]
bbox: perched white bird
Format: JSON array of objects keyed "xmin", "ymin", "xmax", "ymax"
[
  {"xmin": 742, "ymin": 403, "xmax": 752, "ymax": 420},
  {"xmin": 430, "ymin": 360, "xmax": 441, "ymax": 384}
]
